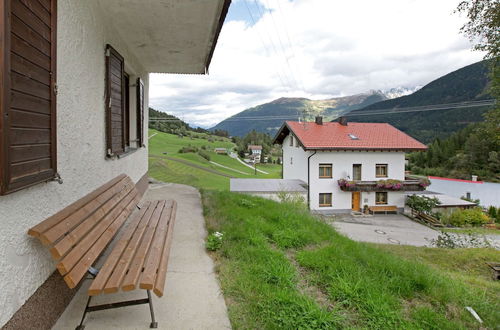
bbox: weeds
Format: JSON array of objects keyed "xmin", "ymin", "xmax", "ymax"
[{"xmin": 202, "ymin": 191, "xmax": 500, "ymax": 329}]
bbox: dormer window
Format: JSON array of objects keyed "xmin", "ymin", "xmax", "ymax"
[{"xmin": 348, "ymin": 134, "xmax": 359, "ymax": 140}]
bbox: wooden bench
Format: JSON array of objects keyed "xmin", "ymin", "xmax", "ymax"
[
  {"xmin": 368, "ymin": 205, "xmax": 398, "ymax": 214},
  {"xmin": 27, "ymin": 174, "xmax": 177, "ymax": 330}
]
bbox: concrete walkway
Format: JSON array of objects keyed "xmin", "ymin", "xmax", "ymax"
[
  {"xmin": 53, "ymin": 182, "xmax": 231, "ymax": 330},
  {"xmin": 329, "ymin": 214, "xmax": 440, "ymax": 246}
]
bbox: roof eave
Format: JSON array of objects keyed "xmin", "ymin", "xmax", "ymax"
[{"xmin": 204, "ymin": 0, "xmax": 231, "ymax": 74}]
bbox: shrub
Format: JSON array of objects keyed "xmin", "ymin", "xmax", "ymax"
[
  {"xmin": 442, "ymin": 207, "xmax": 490, "ymax": 227},
  {"xmin": 406, "ymin": 195, "xmax": 440, "ymax": 214},
  {"xmin": 178, "ymin": 146, "xmax": 198, "ymax": 153},
  {"xmin": 198, "ymin": 150, "xmax": 211, "ymax": 161},
  {"xmin": 206, "ymin": 231, "xmax": 223, "ymax": 251}
]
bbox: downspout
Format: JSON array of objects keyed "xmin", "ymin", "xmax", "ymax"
[{"xmin": 307, "ymin": 150, "xmax": 317, "ymax": 209}]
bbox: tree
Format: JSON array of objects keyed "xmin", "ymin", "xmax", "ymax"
[{"xmin": 456, "ymin": 0, "xmax": 500, "ymax": 100}]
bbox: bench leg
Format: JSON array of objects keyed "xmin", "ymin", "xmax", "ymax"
[
  {"xmin": 147, "ymin": 290, "xmax": 158, "ymax": 328},
  {"xmin": 75, "ymin": 295, "xmax": 92, "ymax": 330}
]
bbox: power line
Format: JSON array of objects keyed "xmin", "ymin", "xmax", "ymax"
[
  {"xmin": 149, "ymin": 99, "xmax": 495, "ymax": 123},
  {"xmin": 262, "ymin": 0, "xmax": 302, "ymax": 91},
  {"xmin": 336, "ymin": 99, "xmax": 495, "ymax": 119},
  {"xmin": 242, "ymin": 0, "xmax": 290, "ymax": 94}
]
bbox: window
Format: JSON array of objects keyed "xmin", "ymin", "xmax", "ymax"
[
  {"xmin": 105, "ymin": 45, "xmax": 145, "ymax": 157},
  {"xmin": 289, "ymin": 135, "xmax": 294, "ymax": 146},
  {"xmin": 376, "ymin": 164, "xmax": 388, "ymax": 177},
  {"xmin": 319, "ymin": 193, "xmax": 332, "ymax": 207},
  {"xmin": 376, "ymin": 192, "xmax": 388, "ymax": 205},
  {"xmin": 295, "ymin": 137, "xmax": 299, "ymax": 147},
  {"xmin": 353, "ymin": 164, "xmax": 362, "ymax": 180},
  {"xmin": 290, "ymin": 157, "xmax": 293, "ymax": 165},
  {"xmin": 1, "ymin": 0, "xmax": 57, "ymax": 195},
  {"xmin": 319, "ymin": 164, "xmax": 332, "ymax": 178}
]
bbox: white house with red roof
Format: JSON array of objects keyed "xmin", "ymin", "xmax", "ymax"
[{"xmin": 272, "ymin": 117, "xmax": 428, "ymax": 213}]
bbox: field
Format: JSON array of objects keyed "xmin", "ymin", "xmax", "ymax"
[
  {"xmin": 148, "ymin": 129, "xmax": 282, "ymax": 190},
  {"xmin": 202, "ymin": 191, "xmax": 500, "ymax": 329}
]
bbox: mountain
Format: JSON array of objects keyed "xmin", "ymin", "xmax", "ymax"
[
  {"xmin": 345, "ymin": 60, "xmax": 493, "ymax": 143},
  {"xmin": 380, "ymin": 86, "xmax": 422, "ymax": 99},
  {"xmin": 211, "ymin": 91, "xmax": 387, "ymax": 137}
]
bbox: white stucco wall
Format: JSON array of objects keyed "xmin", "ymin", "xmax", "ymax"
[
  {"xmin": 282, "ymin": 131, "xmax": 407, "ymax": 212},
  {"xmin": 0, "ymin": 1, "xmax": 149, "ymax": 326},
  {"xmin": 282, "ymin": 134, "xmax": 310, "ymax": 182}
]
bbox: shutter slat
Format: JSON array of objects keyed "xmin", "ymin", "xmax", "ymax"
[
  {"xmin": 105, "ymin": 45, "xmax": 125, "ymax": 156},
  {"xmin": 0, "ymin": 0, "xmax": 57, "ymax": 195},
  {"xmin": 136, "ymin": 78, "xmax": 144, "ymax": 147}
]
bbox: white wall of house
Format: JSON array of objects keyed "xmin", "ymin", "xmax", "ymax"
[
  {"xmin": 0, "ymin": 1, "xmax": 149, "ymax": 326},
  {"xmin": 282, "ymin": 131, "xmax": 407, "ymax": 212},
  {"xmin": 282, "ymin": 134, "xmax": 311, "ymax": 182}
]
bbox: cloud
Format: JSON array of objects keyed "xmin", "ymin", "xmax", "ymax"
[{"xmin": 150, "ymin": 0, "xmax": 485, "ymax": 128}]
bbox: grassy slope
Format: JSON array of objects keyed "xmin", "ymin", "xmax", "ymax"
[
  {"xmin": 148, "ymin": 129, "xmax": 281, "ymax": 190},
  {"xmin": 202, "ymin": 191, "xmax": 500, "ymax": 329}
]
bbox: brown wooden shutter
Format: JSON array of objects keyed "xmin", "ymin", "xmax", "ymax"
[
  {"xmin": 136, "ymin": 78, "xmax": 144, "ymax": 147},
  {"xmin": 0, "ymin": 0, "xmax": 58, "ymax": 195},
  {"xmin": 105, "ymin": 44, "xmax": 125, "ymax": 156}
]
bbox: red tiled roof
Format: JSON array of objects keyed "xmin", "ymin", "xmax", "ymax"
[
  {"xmin": 248, "ymin": 145, "xmax": 262, "ymax": 150},
  {"xmin": 275, "ymin": 121, "xmax": 427, "ymax": 150}
]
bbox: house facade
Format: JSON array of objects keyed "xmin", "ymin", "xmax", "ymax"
[
  {"xmin": 248, "ymin": 144, "xmax": 262, "ymax": 162},
  {"xmin": 0, "ymin": 0, "xmax": 230, "ymax": 328},
  {"xmin": 273, "ymin": 118, "xmax": 427, "ymax": 213}
]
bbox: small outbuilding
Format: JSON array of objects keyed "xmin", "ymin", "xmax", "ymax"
[{"xmin": 230, "ymin": 179, "xmax": 308, "ymax": 202}]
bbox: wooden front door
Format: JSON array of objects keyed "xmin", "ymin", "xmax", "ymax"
[{"xmin": 352, "ymin": 192, "xmax": 361, "ymax": 211}]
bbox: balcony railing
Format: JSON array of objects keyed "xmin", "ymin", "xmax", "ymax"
[{"xmin": 338, "ymin": 178, "xmax": 429, "ymax": 192}]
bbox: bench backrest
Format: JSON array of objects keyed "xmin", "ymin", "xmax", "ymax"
[{"xmin": 28, "ymin": 174, "xmax": 141, "ymax": 289}]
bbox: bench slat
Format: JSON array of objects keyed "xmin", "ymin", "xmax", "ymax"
[
  {"xmin": 50, "ymin": 180, "xmax": 134, "ymax": 259},
  {"xmin": 57, "ymin": 187, "xmax": 137, "ymax": 277},
  {"xmin": 40, "ymin": 176, "xmax": 132, "ymax": 245},
  {"xmin": 88, "ymin": 201, "xmax": 156, "ymax": 296},
  {"xmin": 139, "ymin": 201, "xmax": 174, "ymax": 291},
  {"xmin": 101, "ymin": 201, "xmax": 159, "ymax": 294},
  {"xmin": 121, "ymin": 201, "xmax": 166, "ymax": 292},
  {"xmin": 87, "ymin": 202, "xmax": 151, "ymax": 296},
  {"xmin": 153, "ymin": 201, "xmax": 177, "ymax": 297},
  {"xmin": 63, "ymin": 191, "xmax": 140, "ymax": 288},
  {"xmin": 27, "ymin": 174, "xmax": 127, "ymax": 238}
]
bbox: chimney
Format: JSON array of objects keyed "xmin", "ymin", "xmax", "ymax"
[
  {"xmin": 339, "ymin": 116, "xmax": 348, "ymax": 126},
  {"xmin": 315, "ymin": 116, "xmax": 323, "ymax": 125}
]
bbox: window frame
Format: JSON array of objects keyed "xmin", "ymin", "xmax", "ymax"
[
  {"xmin": 319, "ymin": 164, "xmax": 332, "ymax": 179},
  {"xmin": 289, "ymin": 135, "xmax": 294, "ymax": 146},
  {"xmin": 136, "ymin": 78, "xmax": 145, "ymax": 148},
  {"xmin": 375, "ymin": 192, "xmax": 388, "ymax": 205},
  {"xmin": 353, "ymin": 164, "xmax": 362, "ymax": 181},
  {"xmin": 319, "ymin": 193, "xmax": 332, "ymax": 207},
  {"xmin": 376, "ymin": 164, "xmax": 388, "ymax": 178}
]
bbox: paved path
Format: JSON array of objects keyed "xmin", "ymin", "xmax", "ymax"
[
  {"xmin": 148, "ymin": 132, "xmax": 158, "ymax": 139},
  {"xmin": 329, "ymin": 214, "xmax": 440, "ymax": 246},
  {"xmin": 210, "ymin": 161, "xmax": 250, "ymax": 175},
  {"xmin": 53, "ymin": 182, "xmax": 231, "ymax": 330},
  {"xmin": 229, "ymin": 153, "xmax": 269, "ymax": 174}
]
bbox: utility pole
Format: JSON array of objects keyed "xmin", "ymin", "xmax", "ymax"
[{"xmin": 254, "ymin": 160, "xmax": 257, "ymax": 175}]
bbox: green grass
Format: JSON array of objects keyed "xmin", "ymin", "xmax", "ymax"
[
  {"xmin": 202, "ymin": 191, "xmax": 500, "ymax": 329},
  {"xmin": 148, "ymin": 129, "xmax": 282, "ymax": 190}
]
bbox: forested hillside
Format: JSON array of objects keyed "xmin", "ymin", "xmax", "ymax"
[
  {"xmin": 211, "ymin": 92, "xmax": 386, "ymax": 136},
  {"xmin": 347, "ymin": 60, "xmax": 493, "ymax": 143},
  {"xmin": 408, "ymin": 108, "xmax": 500, "ymax": 182}
]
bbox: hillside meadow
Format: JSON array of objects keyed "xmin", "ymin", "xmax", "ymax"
[{"xmin": 148, "ymin": 129, "xmax": 281, "ymax": 190}]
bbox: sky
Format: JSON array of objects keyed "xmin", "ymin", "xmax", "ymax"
[{"xmin": 149, "ymin": 0, "xmax": 485, "ymax": 129}]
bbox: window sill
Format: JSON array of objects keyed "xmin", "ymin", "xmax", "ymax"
[
  {"xmin": 319, "ymin": 176, "xmax": 332, "ymax": 179},
  {"xmin": 375, "ymin": 203, "xmax": 388, "ymax": 205},
  {"xmin": 117, "ymin": 147, "xmax": 141, "ymax": 159},
  {"xmin": 319, "ymin": 204, "xmax": 332, "ymax": 207}
]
